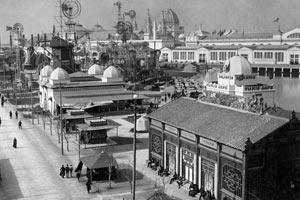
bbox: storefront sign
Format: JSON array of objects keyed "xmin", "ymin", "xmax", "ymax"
[
  {"xmin": 165, "ymin": 124, "xmax": 178, "ymax": 135},
  {"xmin": 200, "ymin": 137, "xmax": 217, "ymax": 150},
  {"xmin": 222, "ymin": 145, "xmax": 243, "ymax": 160},
  {"xmin": 181, "ymin": 130, "xmax": 195, "ymax": 141},
  {"xmin": 151, "ymin": 119, "xmax": 163, "ymax": 128}
]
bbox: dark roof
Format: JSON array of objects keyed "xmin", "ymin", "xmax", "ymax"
[
  {"xmin": 81, "ymin": 151, "xmax": 118, "ymax": 169},
  {"xmin": 147, "ymin": 97, "xmax": 288, "ymax": 150}
]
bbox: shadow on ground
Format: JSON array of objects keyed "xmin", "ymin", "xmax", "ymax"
[{"xmin": 0, "ymin": 159, "xmax": 23, "ymax": 200}]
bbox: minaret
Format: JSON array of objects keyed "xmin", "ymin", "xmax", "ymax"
[
  {"xmin": 153, "ymin": 20, "xmax": 156, "ymax": 40},
  {"xmin": 161, "ymin": 10, "xmax": 166, "ymax": 35}
]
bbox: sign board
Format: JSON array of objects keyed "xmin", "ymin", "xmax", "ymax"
[{"xmin": 200, "ymin": 137, "xmax": 218, "ymax": 150}]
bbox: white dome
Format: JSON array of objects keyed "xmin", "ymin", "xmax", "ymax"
[
  {"xmin": 178, "ymin": 33, "xmax": 185, "ymax": 38},
  {"xmin": 50, "ymin": 67, "xmax": 69, "ymax": 81},
  {"xmin": 88, "ymin": 64, "xmax": 104, "ymax": 75},
  {"xmin": 223, "ymin": 56, "xmax": 252, "ymax": 75},
  {"xmin": 103, "ymin": 66, "xmax": 121, "ymax": 78},
  {"xmin": 40, "ymin": 65, "xmax": 54, "ymax": 77}
]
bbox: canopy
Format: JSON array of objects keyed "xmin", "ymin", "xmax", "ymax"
[{"xmin": 81, "ymin": 151, "xmax": 118, "ymax": 169}]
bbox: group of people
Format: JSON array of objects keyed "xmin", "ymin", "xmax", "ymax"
[
  {"xmin": 8, "ymin": 110, "xmax": 22, "ymax": 129},
  {"xmin": 59, "ymin": 164, "xmax": 73, "ymax": 178},
  {"xmin": 157, "ymin": 165, "xmax": 170, "ymax": 177}
]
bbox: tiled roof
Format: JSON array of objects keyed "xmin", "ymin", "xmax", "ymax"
[{"xmin": 148, "ymin": 97, "xmax": 288, "ymax": 150}]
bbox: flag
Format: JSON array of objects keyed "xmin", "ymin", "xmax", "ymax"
[
  {"xmin": 6, "ymin": 26, "xmax": 12, "ymax": 31},
  {"xmin": 273, "ymin": 17, "xmax": 279, "ymax": 22}
]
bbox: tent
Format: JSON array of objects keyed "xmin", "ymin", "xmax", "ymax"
[
  {"xmin": 81, "ymin": 151, "xmax": 118, "ymax": 169},
  {"xmin": 136, "ymin": 114, "xmax": 148, "ymax": 132},
  {"xmin": 81, "ymin": 151, "xmax": 118, "ymax": 182}
]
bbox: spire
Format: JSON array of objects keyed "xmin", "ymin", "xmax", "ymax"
[{"xmin": 146, "ymin": 9, "xmax": 152, "ymax": 34}]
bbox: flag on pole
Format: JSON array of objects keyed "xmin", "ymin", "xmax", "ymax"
[
  {"xmin": 273, "ymin": 17, "xmax": 279, "ymax": 22},
  {"xmin": 6, "ymin": 26, "xmax": 13, "ymax": 31}
]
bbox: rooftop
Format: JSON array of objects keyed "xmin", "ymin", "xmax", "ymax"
[{"xmin": 147, "ymin": 97, "xmax": 288, "ymax": 150}]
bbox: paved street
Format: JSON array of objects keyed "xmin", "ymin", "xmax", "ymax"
[
  {"xmin": 0, "ymin": 100, "xmax": 201, "ymax": 200},
  {"xmin": 0, "ymin": 101, "xmax": 96, "ymax": 200}
]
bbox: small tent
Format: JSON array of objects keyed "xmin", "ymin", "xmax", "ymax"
[{"xmin": 136, "ymin": 114, "xmax": 148, "ymax": 132}]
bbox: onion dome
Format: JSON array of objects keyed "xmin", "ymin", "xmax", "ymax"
[
  {"xmin": 50, "ymin": 67, "xmax": 69, "ymax": 81},
  {"xmin": 223, "ymin": 56, "xmax": 252, "ymax": 75},
  {"xmin": 103, "ymin": 66, "xmax": 121, "ymax": 78},
  {"xmin": 88, "ymin": 64, "xmax": 104, "ymax": 75},
  {"xmin": 40, "ymin": 65, "xmax": 54, "ymax": 77}
]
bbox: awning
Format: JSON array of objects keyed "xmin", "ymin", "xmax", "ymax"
[{"xmin": 81, "ymin": 151, "xmax": 118, "ymax": 169}]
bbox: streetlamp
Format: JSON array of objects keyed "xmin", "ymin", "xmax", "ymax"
[
  {"xmin": 50, "ymin": 67, "xmax": 69, "ymax": 155},
  {"xmin": 129, "ymin": 49, "xmax": 138, "ymax": 200},
  {"xmin": 132, "ymin": 90, "xmax": 138, "ymax": 200}
]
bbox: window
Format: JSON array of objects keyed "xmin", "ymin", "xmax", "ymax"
[
  {"xmin": 264, "ymin": 52, "xmax": 273, "ymax": 59},
  {"xmin": 188, "ymin": 52, "xmax": 195, "ymax": 60},
  {"xmin": 162, "ymin": 53, "xmax": 168, "ymax": 62},
  {"xmin": 275, "ymin": 52, "xmax": 284, "ymax": 62},
  {"xmin": 290, "ymin": 54, "xmax": 299, "ymax": 64},
  {"xmin": 228, "ymin": 52, "xmax": 236, "ymax": 59},
  {"xmin": 211, "ymin": 52, "xmax": 218, "ymax": 61},
  {"xmin": 180, "ymin": 52, "xmax": 187, "ymax": 60},
  {"xmin": 219, "ymin": 52, "xmax": 227, "ymax": 61},
  {"xmin": 199, "ymin": 53, "xmax": 206, "ymax": 63},
  {"xmin": 287, "ymin": 33, "xmax": 300, "ymax": 38},
  {"xmin": 254, "ymin": 52, "xmax": 263, "ymax": 59},
  {"xmin": 241, "ymin": 54, "xmax": 248, "ymax": 60},
  {"xmin": 173, "ymin": 52, "xmax": 179, "ymax": 60}
]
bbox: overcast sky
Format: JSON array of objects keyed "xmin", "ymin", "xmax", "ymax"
[{"xmin": 1, "ymin": 0, "xmax": 300, "ymax": 43}]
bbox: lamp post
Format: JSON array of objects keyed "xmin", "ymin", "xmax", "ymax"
[
  {"xmin": 50, "ymin": 67, "xmax": 69, "ymax": 155},
  {"xmin": 132, "ymin": 92, "xmax": 137, "ymax": 200}
]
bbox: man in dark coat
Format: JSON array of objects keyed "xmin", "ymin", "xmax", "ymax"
[
  {"xmin": 86, "ymin": 181, "xmax": 91, "ymax": 193},
  {"xmin": 13, "ymin": 137, "xmax": 17, "ymax": 148},
  {"xmin": 60, "ymin": 165, "xmax": 65, "ymax": 178},
  {"xmin": 75, "ymin": 160, "xmax": 83, "ymax": 173},
  {"xmin": 15, "ymin": 111, "xmax": 18, "ymax": 119},
  {"xmin": 18, "ymin": 120, "xmax": 22, "ymax": 129}
]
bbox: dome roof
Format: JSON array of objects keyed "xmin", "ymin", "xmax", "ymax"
[
  {"xmin": 50, "ymin": 67, "xmax": 69, "ymax": 81},
  {"xmin": 40, "ymin": 65, "xmax": 54, "ymax": 77},
  {"xmin": 159, "ymin": 9, "xmax": 180, "ymax": 25},
  {"xmin": 223, "ymin": 56, "xmax": 252, "ymax": 75},
  {"xmin": 88, "ymin": 64, "xmax": 104, "ymax": 75},
  {"xmin": 204, "ymin": 69, "xmax": 218, "ymax": 82},
  {"xmin": 178, "ymin": 33, "xmax": 185, "ymax": 38},
  {"xmin": 103, "ymin": 66, "xmax": 121, "ymax": 78}
]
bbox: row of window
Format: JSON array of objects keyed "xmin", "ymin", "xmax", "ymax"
[
  {"xmin": 253, "ymin": 52, "xmax": 284, "ymax": 61},
  {"xmin": 169, "ymin": 51, "xmax": 299, "ymax": 64}
]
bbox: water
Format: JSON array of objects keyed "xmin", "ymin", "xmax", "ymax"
[{"xmin": 269, "ymin": 77, "xmax": 300, "ymax": 112}]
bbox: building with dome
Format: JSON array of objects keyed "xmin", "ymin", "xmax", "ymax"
[
  {"xmin": 38, "ymin": 65, "xmax": 147, "ymax": 115},
  {"xmin": 203, "ymin": 55, "xmax": 275, "ymax": 107}
]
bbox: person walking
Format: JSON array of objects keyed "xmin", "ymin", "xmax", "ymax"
[
  {"xmin": 60, "ymin": 165, "xmax": 65, "ymax": 178},
  {"xmin": 18, "ymin": 120, "xmax": 22, "ymax": 129},
  {"xmin": 76, "ymin": 171, "xmax": 80, "ymax": 181},
  {"xmin": 9, "ymin": 111, "xmax": 12, "ymax": 119},
  {"xmin": 65, "ymin": 164, "xmax": 70, "ymax": 178},
  {"xmin": 13, "ymin": 137, "xmax": 17, "ymax": 148},
  {"xmin": 86, "ymin": 181, "xmax": 91, "ymax": 193},
  {"xmin": 69, "ymin": 165, "xmax": 73, "ymax": 177},
  {"xmin": 15, "ymin": 111, "xmax": 18, "ymax": 119}
]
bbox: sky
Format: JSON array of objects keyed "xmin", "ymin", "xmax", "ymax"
[{"xmin": 1, "ymin": 0, "xmax": 300, "ymax": 44}]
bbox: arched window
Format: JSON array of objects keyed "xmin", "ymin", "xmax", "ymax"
[{"xmin": 287, "ymin": 33, "xmax": 300, "ymax": 38}]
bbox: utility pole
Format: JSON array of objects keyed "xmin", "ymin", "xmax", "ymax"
[{"xmin": 132, "ymin": 92, "xmax": 137, "ymax": 200}]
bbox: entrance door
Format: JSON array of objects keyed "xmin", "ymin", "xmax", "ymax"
[{"xmin": 182, "ymin": 149, "xmax": 194, "ymax": 182}]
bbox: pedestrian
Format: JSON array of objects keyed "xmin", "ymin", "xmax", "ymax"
[
  {"xmin": 60, "ymin": 165, "xmax": 65, "ymax": 178},
  {"xmin": 18, "ymin": 120, "xmax": 22, "ymax": 129},
  {"xmin": 75, "ymin": 160, "xmax": 83, "ymax": 173},
  {"xmin": 76, "ymin": 171, "xmax": 80, "ymax": 181},
  {"xmin": 65, "ymin": 164, "xmax": 70, "ymax": 178},
  {"xmin": 86, "ymin": 181, "xmax": 91, "ymax": 193},
  {"xmin": 9, "ymin": 111, "xmax": 12, "ymax": 119},
  {"xmin": 13, "ymin": 137, "xmax": 17, "ymax": 148},
  {"xmin": 69, "ymin": 165, "xmax": 73, "ymax": 177},
  {"xmin": 15, "ymin": 111, "xmax": 18, "ymax": 119}
]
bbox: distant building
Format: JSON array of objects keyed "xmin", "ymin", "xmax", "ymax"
[
  {"xmin": 203, "ymin": 55, "xmax": 275, "ymax": 108},
  {"xmin": 147, "ymin": 97, "xmax": 300, "ymax": 200}
]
